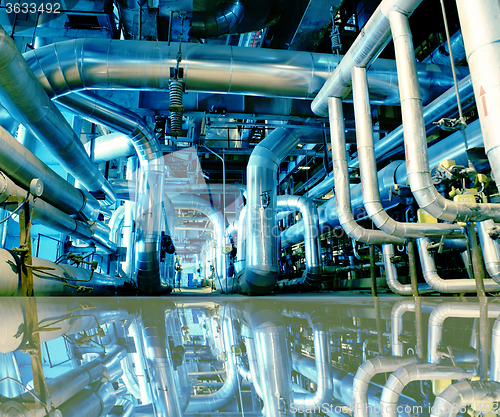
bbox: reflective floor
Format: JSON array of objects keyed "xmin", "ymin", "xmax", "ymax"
[{"xmin": 0, "ymin": 296, "xmax": 499, "ymax": 416}]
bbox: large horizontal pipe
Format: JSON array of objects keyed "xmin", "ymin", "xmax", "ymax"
[{"xmin": 25, "ymin": 39, "xmax": 468, "ymax": 106}]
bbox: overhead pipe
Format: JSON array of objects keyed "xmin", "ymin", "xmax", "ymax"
[
  {"xmin": 187, "ymin": 314, "xmax": 240, "ymax": 412},
  {"xmin": 170, "ymin": 194, "xmax": 229, "ymax": 290},
  {"xmin": 455, "ymin": 0, "xmax": 500, "ymax": 195},
  {"xmin": 352, "ymin": 355, "xmax": 418, "ymax": 417},
  {"xmin": 422, "ymin": 30, "xmax": 466, "ymax": 66},
  {"xmin": 292, "ymin": 321, "xmax": 333, "ymax": 410},
  {"xmin": 240, "ymin": 127, "xmax": 301, "ymax": 295},
  {"xmin": 328, "ymin": 97, "xmax": 404, "ymax": 246},
  {"xmin": 380, "ymin": 363, "xmax": 476, "ymax": 417},
  {"xmin": 353, "ymin": 66, "xmax": 464, "ymax": 237},
  {"xmin": 430, "ymin": 381, "xmax": 500, "ymax": 417},
  {"xmin": 427, "ymin": 302, "xmax": 500, "ymax": 364},
  {"xmin": 382, "ymin": 245, "xmax": 432, "ymax": 296},
  {"xmin": 84, "ymin": 132, "xmax": 136, "ymax": 164},
  {"xmin": 0, "ymin": 126, "xmax": 99, "ymax": 221},
  {"xmin": 56, "ymin": 380, "xmax": 117, "ymax": 417},
  {"xmin": 277, "ymin": 195, "xmax": 323, "ymax": 284},
  {"xmin": 190, "ymin": 1, "xmax": 245, "ymax": 38},
  {"xmin": 310, "ymin": 0, "xmax": 426, "ymax": 117},
  {"xmin": 416, "ymin": 237, "xmax": 500, "ymax": 294},
  {"xmin": 389, "ymin": 11, "xmax": 500, "ymax": 223},
  {"xmin": 476, "ymin": 220, "xmax": 500, "ymax": 283},
  {"xmin": 56, "ymin": 90, "xmax": 166, "ymax": 295},
  {"xmin": 0, "ymin": 26, "xmax": 116, "ymax": 202},
  {"xmin": 0, "ymin": 171, "xmax": 116, "ymax": 254},
  {"xmin": 24, "ymin": 39, "xmax": 467, "ymax": 106},
  {"xmin": 0, "ymin": 249, "xmax": 129, "ymax": 296}
]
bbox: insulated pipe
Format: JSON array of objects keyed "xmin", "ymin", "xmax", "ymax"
[
  {"xmin": 422, "ymin": 30, "xmax": 466, "ymax": 66},
  {"xmin": 328, "ymin": 97, "xmax": 404, "ymax": 246},
  {"xmin": 141, "ymin": 308, "xmax": 183, "ymax": 417},
  {"xmin": 352, "ymin": 355, "xmax": 418, "ymax": 417},
  {"xmin": 170, "ymin": 194, "xmax": 228, "ymax": 288},
  {"xmin": 0, "ymin": 171, "xmax": 116, "ymax": 254},
  {"xmin": 187, "ymin": 315, "xmax": 240, "ymax": 412},
  {"xmin": 389, "ymin": 11, "xmax": 500, "ymax": 223},
  {"xmin": 382, "ymin": 245, "xmax": 432, "ymax": 296},
  {"xmin": 24, "ymin": 39, "xmax": 468, "ymax": 105},
  {"xmin": 455, "ymin": 0, "xmax": 500, "ymax": 195},
  {"xmin": 241, "ymin": 323, "xmax": 263, "ymax": 399},
  {"xmin": 234, "ymin": 205, "xmax": 247, "ymax": 276},
  {"xmin": 190, "ymin": 1, "xmax": 245, "ymax": 38},
  {"xmin": 416, "ymin": 237, "xmax": 500, "ymax": 294},
  {"xmin": 84, "ymin": 132, "xmax": 136, "ymax": 164},
  {"xmin": 380, "ymin": 364, "xmax": 475, "ymax": 417},
  {"xmin": 311, "ymin": 0, "xmax": 425, "ymax": 116},
  {"xmin": 491, "ymin": 316, "xmax": 500, "ymax": 382},
  {"xmin": 427, "ymin": 302, "xmax": 500, "ymax": 364},
  {"xmin": 109, "ymin": 205, "xmax": 126, "ymax": 244},
  {"xmin": 0, "ymin": 249, "xmax": 129, "ymax": 296},
  {"xmin": 477, "ymin": 220, "xmax": 500, "ymax": 283},
  {"xmin": 56, "ymin": 381, "xmax": 117, "ymax": 417},
  {"xmin": 56, "ymin": 91, "xmax": 166, "ymax": 295},
  {"xmin": 241, "ymin": 127, "xmax": 301, "ymax": 295},
  {"xmin": 430, "ymin": 381, "xmax": 500, "ymax": 417},
  {"xmin": 276, "ymin": 195, "xmax": 323, "ymax": 284},
  {"xmin": 353, "ymin": 66, "xmax": 463, "ymax": 237},
  {"xmin": 293, "ymin": 323, "xmax": 334, "ymax": 409},
  {"xmin": 0, "ymin": 26, "xmax": 116, "ymax": 202},
  {"xmin": 0, "ymin": 126, "xmax": 99, "ymax": 221}
]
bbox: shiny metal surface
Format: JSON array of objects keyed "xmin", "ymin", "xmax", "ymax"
[
  {"xmin": 241, "ymin": 127, "xmax": 301, "ymax": 295},
  {"xmin": 491, "ymin": 316, "xmax": 500, "ymax": 382},
  {"xmin": 390, "ymin": 11, "xmax": 500, "ymax": 222},
  {"xmin": 84, "ymin": 132, "xmax": 136, "ymax": 164},
  {"xmin": 0, "ymin": 26, "xmax": 116, "ymax": 202},
  {"xmin": 191, "ymin": 1, "xmax": 245, "ymax": 38},
  {"xmin": 477, "ymin": 220, "xmax": 500, "ymax": 283}
]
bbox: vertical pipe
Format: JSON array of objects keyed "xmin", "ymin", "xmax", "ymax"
[
  {"xmin": 468, "ymin": 223, "xmax": 486, "ymax": 296},
  {"xmin": 479, "ymin": 297, "xmax": 490, "ymax": 380},
  {"xmin": 370, "ymin": 245, "xmax": 377, "ymax": 297},
  {"xmin": 407, "ymin": 240, "xmax": 419, "ymax": 297}
]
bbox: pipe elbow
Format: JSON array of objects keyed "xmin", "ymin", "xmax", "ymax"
[{"xmin": 238, "ymin": 268, "xmax": 278, "ymax": 295}]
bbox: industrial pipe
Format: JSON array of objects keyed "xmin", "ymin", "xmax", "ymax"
[
  {"xmin": 491, "ymin": 316, "xmax": 500, "ymax": 382},
  {"xmin": 84, "ymin": 132, "xmax": 136, "ymax": 164},
  {"xmin": 476, "ymin": 220, "xmax": 500, "ymax": 283}
]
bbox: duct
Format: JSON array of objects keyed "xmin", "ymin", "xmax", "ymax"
[
  {"xmin": 422, "ymin": 30, "xmax": 466, "ymax": 66},
  {"xmin": 456, "ymin": 0, "xmax": 500, "ymax": 196},
  {"xmin": 56, "ymin": 381, "xmax": 117, "ymax": 417},
  {"xmin": 0, "ymin": 248, "xmax": 129, "ymax": 296},
  {"xmin": 311, "ymin": 0, "xmax": 426, "ymax": 116},
  {"xmin": 389, "ymin": 11, "xmax": 500, "ymax": 223},
  {"xmin": 277, "ymin": 195, "xmax": 322, "ymax": 284},
  {"xmin": 0, "ymin": 26, "xmax": 116, "ymax": 202},
  {"xmin": 187, "ymin": 316, "xmax": 240, "ymax": 412},
  {"xmin": 24, "ymin": 39, "xmax": 468, "ymax": 106},
  {"xmin": 380, "ymin": 363, "xmax": 475, "ymax": 417},
  {"xmin": 141, "ymin": 309, "xmax": 183, "ymax": 417},
  {"xmin": 491, "ymin": 316, "xmax": 500, "ymax": 382},
  {"xmin": 329, "ymin": 97, "xmax": 404, "ymax": 246},
  {"xmin": 190, "ymin": 1, "xmax": 245, "ymax": 38},
  {"xmin": 382, "ymin": 245, "xmax": 432, "ymax": 296},
  {"xmin": 0, "ymin": 171, "xmax": 116, "ymax": 253},
  {"xmin": 353, "ymin": 66, "xmax": 463, "ymax": 237},
  {"xmin": 56, "ymin": 90, "xmax": 166, "ymax": 295},
  {"xmin": 427, "ymin": 302, "xmax": 500, "ymax": 364},
  {"xmin": 292, "ymin": 322, "xmax": 333, "ymax": 409},
  {"xmin": 171, "ymin": 194, "xmax": 229, "ymax": 289},
  {"xmin": 84, "ymin": 132, "xmax": 136, "ymax": 164},
  {"xmin": 0, "ymin": 126, "xmax": 99, "ymax": 221},
  {"xmin": 416, "ymin": 237, "xmax": 500, "ymax": 294},
  {"xmin": 430, "ymin": 381, "xmax": 500, "ymax": 417},
  {"xmin": 476, "ymin": 220, "xmax": 500, "ymax": 283},
  {"xmin": 240, "ymin": 127, "xmax": 301, "ymax": 295},
  {"xmin": 352, "ymin": 355, "xmax": 418, "ymax": 417},
  {"xmin": 249, "ymin": 305, "xmax": 293, "ymax": 417}
]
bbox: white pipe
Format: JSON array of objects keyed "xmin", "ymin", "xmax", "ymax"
[
  {"xmin": 491, "ymin": 316, "xmax": 500, "ymax": 382},
  {"xmin": 476, "ymin": 220, "xmax": 500, "ymax": 283}
]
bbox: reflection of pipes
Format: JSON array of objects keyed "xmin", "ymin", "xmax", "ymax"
[
  {"xmin": 293, "ymin": 322, "xmax": 333, "ymax": 409},
  {"xmin": 417, "ymin": 237, "xmax": 500, "ymax": 293},
  {"xmin": 382, "ymin": 245, "xmax": 432, "ymax": 296},
  {"xmin": 427, "ymin": 302, "xmax": 500, "ymax": 364},
  {"xmin": 0, "ymin": 26, "xmax": 115, "ymax": 202},
  {"xmin": 241, "ymin": 127, "xmax": 301, "ymax": 295},
  {"xmin": 430, "ymin": 381, "xmax": 500, "ymax": 417},
  {"xmin": 352, "ymin": 355, "xmax": 417, "ymax": 417},
  {"xmin": 380, "ymin": 364, "xmax": 475, "ymax": 417},
  {"xmin": 241, "ymin": 323, "xmax": 263, "ymax": 399},
  {"xmin": 277, "ymin": 195, "xmax": 322, "ymax": 284},
  {"xmin": 328, "ymin": 97, "xmax": 403, "ymax": 245}
]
